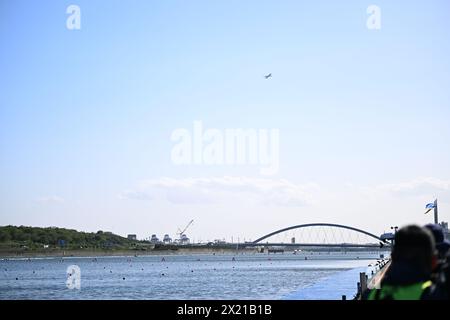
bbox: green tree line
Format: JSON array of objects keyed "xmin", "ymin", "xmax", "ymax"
[{"xmin": 0, "ymin": 225, "xmax": 138, "ymax": 250}]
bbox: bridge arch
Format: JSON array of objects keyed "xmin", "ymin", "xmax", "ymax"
[{"xmin": 253, "ymin": 223, "xmax": 381, "ymax": 244}]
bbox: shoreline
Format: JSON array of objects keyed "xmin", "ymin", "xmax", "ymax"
[
  {"xmin": 0, "ymin": 248, "xmax": 387, "ymax": 260},
  {"xmin": 0, "ymin": 248, "xmax": 257, "ymax": 259}
]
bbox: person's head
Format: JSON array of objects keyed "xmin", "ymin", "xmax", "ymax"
[
  {"xmin": 424, "ymin": 223, "xmax": 450, "ymax": 259},
  {"xmin": 391, "ymin": 225, "xmax": 436, "ymax": 276}
]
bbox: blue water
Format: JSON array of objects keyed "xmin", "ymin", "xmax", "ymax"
[
  {"xmin": 283, "ymin": 267, "xmax": 368, "ymax": 300},
  {"xmin": 0, "ymin": 252, "xmax": 383, "ymax": 299}
]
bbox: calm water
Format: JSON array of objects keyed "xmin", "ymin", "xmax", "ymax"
[{"xmin": 0, "ymin": 252, "xmax": 383, "ymax": 299}]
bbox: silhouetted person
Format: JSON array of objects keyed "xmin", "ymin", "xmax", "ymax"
[
  {"xmin": 425, "ymin": 224, "xmax": 450, "ymax": 299},
  {"xmin": 438, "ymin": 251, "xmax": 450, "ymax": 299},
  {"xmin": 367, "ymin": 225, "xmax": 442, "ymax": 300},
  {"xmin": 425, "ymin": 224, "xmax": 450, "ymax": 260}
]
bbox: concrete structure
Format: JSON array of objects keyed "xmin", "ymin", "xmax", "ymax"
[
  {"xmin": 180, "ymin": 234, "xmax": 190, "ymax": 245},
  {"xmin": 441, "ymin": 221, "xmax": 449, "ymax": 240},
  {"xmin": 163, "ymin": 234, "xmax": 172, "ymax": 244},
  {"xmin": 127, "ymin": 234, "xmax": 137, "ymax": 240},
  {"xmin": 150, "ymin": 234, "xmax": 160, "ymax": 243}
]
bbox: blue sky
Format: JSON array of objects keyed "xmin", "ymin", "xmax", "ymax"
[{"xmin": 1, "ymin": 0, "xmax": 450, "ymax": 241}]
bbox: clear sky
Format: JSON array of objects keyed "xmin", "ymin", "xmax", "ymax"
[{"xmin": 1, "ymin": 0, "xmax": 450, "ymax": 241}]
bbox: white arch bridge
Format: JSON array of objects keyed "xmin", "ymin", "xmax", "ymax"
[{"xmin": 239, "ymin": 223, "xmax": 390, "ymax": 249}]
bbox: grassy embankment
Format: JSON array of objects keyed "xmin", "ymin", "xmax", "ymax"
[
  {"xmin": 0, "ymin": 225, "xmax": 245, "ymax": 257},
  {"xmin": 0, "ymin": 225, "xmax": 149, "ymax": 257}
]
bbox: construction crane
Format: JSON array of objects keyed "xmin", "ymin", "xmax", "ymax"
[{"xmin": 176, "ymin": 219, "xmax": 194, "ymax": 243}]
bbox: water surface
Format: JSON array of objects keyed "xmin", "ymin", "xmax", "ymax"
[{"xmin": 0, "ymin": 252, "xmax": 384, "ymax": 299}]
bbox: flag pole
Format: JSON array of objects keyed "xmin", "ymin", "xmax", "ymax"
[{"xmin": 434, "ymin": 199, "xmax": 439, "ymax": 224}]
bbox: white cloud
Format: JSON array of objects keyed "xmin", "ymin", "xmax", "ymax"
[
  {"xmin": 376, "ymin": 177, "xmax": 450, "ymax": 195},
  {"xmin": 357, "ymin": 177, "xmax": 450, "ymax": 204},
  {"xmin": 118, "ymin": 191, "xmax": 153, "ymax": 201},
  {"xmin": 120, "ymin": 176, "xmax": 319, "ymax": 207},
  {"xmin": 35, "ymin": 196, "xmax": 65, "ymax": 204}
]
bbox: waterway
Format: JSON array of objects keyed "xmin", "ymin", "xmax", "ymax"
[{"xmin": 0, "ymin": 251, "xmax": 387, "ymax": 299}]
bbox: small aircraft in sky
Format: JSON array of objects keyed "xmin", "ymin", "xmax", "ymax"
[{"xmin": 264, "ymin": 73, "xmax": 272, "ymax": 79}]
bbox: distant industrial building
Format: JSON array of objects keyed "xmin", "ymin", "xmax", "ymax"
[
  {"xmin": 163, "ymin": 234, "xmax": 172, "ymax": 244},
  {"xmin": 150, "ymin": 234, "xmax": 160, "ymax": 243},
  {"xmin": 441, "ymin": 221, "xmax": 449, "ymax": 240},
  {"xmin": 179, "ymin": 234, "xmax": 190, "ymax": 245},
  {"xmin": 127, "ymin": 234, "xmax": 137, "ymax": 240}
]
